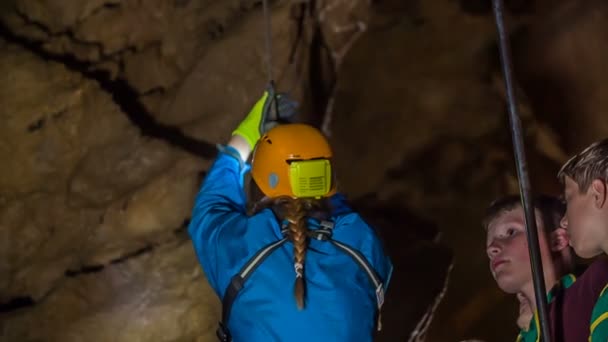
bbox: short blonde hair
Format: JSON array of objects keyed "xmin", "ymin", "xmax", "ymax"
[{"xmin": 558, "ymin": 138, "xmax": 608, "ymax": 193}]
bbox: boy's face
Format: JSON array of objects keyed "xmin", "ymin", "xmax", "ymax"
[
  {"xmin": 486, "ymin": 207, "xmax": 553, "ymax": 294},
  {"xmin": 562, "ymin": 176, "xmax": 606, "ymax": 258}
]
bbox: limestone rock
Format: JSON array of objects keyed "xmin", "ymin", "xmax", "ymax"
[
  {"xmin": 160, "ymin": 5, "xmax": 299, "ymax": 130},
  {"xmin": 0, "ymin": 43, "xmax": 86, "ymax": 196},
  {"xmin": 82, "ymin": 157, "xmax": 204, "ymax": 265},
  {"xmin": 6, "ymin": 0, "xmax": 600, "ymax": 340},
  {"xmin": 514, "ymin": 0, "xmax": 608, "ymax": 153},
  {"xmin": 0, "ymin": 237, "xmax": 221, "ymax": 342},
  {"xmin": 0, "ymin": 193, "xmax": 101, "ymax": 301},
  {"xmin": 330, "ymin": 0, "xmax": 504, "ymax": 199},
  {"xmin": 68, "ymin": 135, "xmax": 176, "ymax": 208},
  {"xmin": 15, "ymin": 1, "xmax": 122, "ymax": 34}
]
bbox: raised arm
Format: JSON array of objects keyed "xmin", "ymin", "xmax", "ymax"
[{"xmin": 187, "ymin": 86, "xmax": 298, "ymax": 293}]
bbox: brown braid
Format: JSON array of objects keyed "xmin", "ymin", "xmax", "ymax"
[
  {"xmin": 285, "ymin": 198, "xmax": 309, "ymax": 310},
  {"xmin": 248, "ymin": 180, "xmax": 331, "ymax": 309}
]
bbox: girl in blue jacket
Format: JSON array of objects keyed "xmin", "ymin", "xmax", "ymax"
[{"xmin": 188, "ymin": 88, "xmax": 393, "ymax": 341}]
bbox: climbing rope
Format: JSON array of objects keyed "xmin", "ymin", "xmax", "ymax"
[
  {"xmin": 261, "ymin": 0, "xmax": 281, "ymax": 119},
  {"xmin": 491, "ymin": 1, "xmax": 551, "ymax": 341},
  {"xmin": 262, "ymin": 0, "xmax": 275, "ymax": 85}
]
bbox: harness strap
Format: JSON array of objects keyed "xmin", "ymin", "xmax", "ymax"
[
  {"xmin": 216, "ymin": 219, "xmax": 385, "ymax": 339},
  {"xmin": 329, "ymin": 239, "xmax": 385, "ymax": 331},
  {"xmin": 217, "ymin": 236, "xmax": 289, "ymax": 342},
  {"xmin": 310, "ymin": 220, "xmax": 385, "ymax": 330},
  {"xmin": 309, "ymin": 220, "xmax": 335, "ymax": 240},
  {"xmin": 329, "ymin": 240, "xmax": 384, "ymax": 306},
  {"xmin": 309, "ymin": 221, "xmax": 385, "ymax": 306}
]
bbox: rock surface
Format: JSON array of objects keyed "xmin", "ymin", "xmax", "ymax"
[{"xmin": 1, "ymin": 0, "xmax": 606, "ymax": 341}]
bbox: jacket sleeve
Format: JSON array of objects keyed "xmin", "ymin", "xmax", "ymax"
[
  {"xmin": 359, "ymin": 214, "xmax": 393, "ymax": 320},
  {"xmin": 188, "ymin": 145, "xmax": 250, "ymax": 295},
  {"xmin": 374, "ymin": 234, "xmax": 393, "ymax": 295},
  {"xmin": 333, "ymin": 195, "xmax": 393, "ymax": 290},
  {"xmin": 349, "ymin": 214, "xmax": 393, "ymax": 295}
]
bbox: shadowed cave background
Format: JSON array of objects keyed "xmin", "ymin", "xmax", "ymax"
[{"xmin": 1, "ymin": 0, "xmax": 607, "ymax": 341}]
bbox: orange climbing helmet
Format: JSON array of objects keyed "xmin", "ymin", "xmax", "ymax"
[{"xmin": 251, "ymin": 123, "xmax": 336, "ymax": 199}]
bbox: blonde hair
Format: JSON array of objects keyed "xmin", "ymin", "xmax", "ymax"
[{"xmin": 558, "ymin": 138, "xmax": 608, "ymax": 192}]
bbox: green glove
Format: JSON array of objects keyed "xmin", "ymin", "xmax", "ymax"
[{"xmin": 232, "ymin": 84, "xmax": 298, "ymax": 149}]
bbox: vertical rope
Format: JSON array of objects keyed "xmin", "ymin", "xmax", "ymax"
[
  {"xmin": 262, "ymin": 0, "xmax": 274, "ymax": 84},
  {"xmin": 491, "ymin": 1, "xmax": 551, "ymax": 341},
  {"xmin": 261, "ymin": 0, "xmax": 280, "ymax": 119}
]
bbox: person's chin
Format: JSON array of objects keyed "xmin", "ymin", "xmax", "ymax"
[
  {"xmin": 572, "ymin": 239, "xmax": 601, "ymax": 259},
  {"xmin": 495, "ymin": 274, "xmax": 520, "ymax": 294},
  {"xmin": 578, "ymin": 247, "xmax": 602, "ymax": 259}
]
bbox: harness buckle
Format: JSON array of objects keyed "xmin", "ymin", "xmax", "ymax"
[{"xmin": 312, "ymin": 220, "xmax": 334, "ymax": 240}]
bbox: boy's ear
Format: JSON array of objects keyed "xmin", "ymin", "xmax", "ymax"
[
  {"xmin": 591, "ymin": 179, "xmax": 608, "ymax": 209},
  {"xmin": 550, "ymin": 227, "xmax": 570, "ymax": 252}
]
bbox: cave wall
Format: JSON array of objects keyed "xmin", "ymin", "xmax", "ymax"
[
  {"xmin": 0, "ymin": 1, "xmax": 355, "ymax": 340},
  {"xmin": 330, "ymin": 0, "xmax": 608, "ymax": 341},
  {"xmin": 0, "ymin": 1, "xmax": 450, "ymax": 341},
  {"xmin": 1, "ymin": 0, "xmax": 608, "ymax": 341}
]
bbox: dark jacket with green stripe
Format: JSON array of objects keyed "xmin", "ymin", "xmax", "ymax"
[{"xmin": 517, "ymin": 258, "xmax": 608, "ymax": 342}]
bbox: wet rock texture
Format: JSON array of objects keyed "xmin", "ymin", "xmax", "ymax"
[{"xmin": 0, "ymin": 0, "xmax": 606, "ymax": 341}]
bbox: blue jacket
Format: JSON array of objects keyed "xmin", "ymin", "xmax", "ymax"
[{"xmin": 188, "ymin": 146, "xmax": 393, "ymax": 341}]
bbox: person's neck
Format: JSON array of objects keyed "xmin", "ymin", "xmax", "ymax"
[
  {"xmin": 522, "ymin": 276, "xmax": 559, "ymax": 312},
  {"xmin": 600, "ymin": 239, "xmax": 608, "ymax": 256},
  {"xmin": 600, "ymin": 216, "xmax": 608, "ymax": 255}
]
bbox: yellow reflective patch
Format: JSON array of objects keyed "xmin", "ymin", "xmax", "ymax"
[
  {"xmin": 591, "ymin": 312, "xmax": 608, "ymax": 334},
  {"xmin": 534, "ymin": 311, "xmax": 540, "ymax": 342},
  {"xmin": 600, "ymin": 284, "xmax": 608, "ymax": 298},
  {"xmin": 289, "ymin": 159, "xmax": 331, "ymax": 198}
]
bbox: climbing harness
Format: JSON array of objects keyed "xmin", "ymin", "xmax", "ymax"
[
  {"xmin": 215, "ymin": 219, "xmax": 385, "ymax": 342},
  {"xmin": 491, "ymin": 1, "xmax": 551, "ymax": 341}
]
